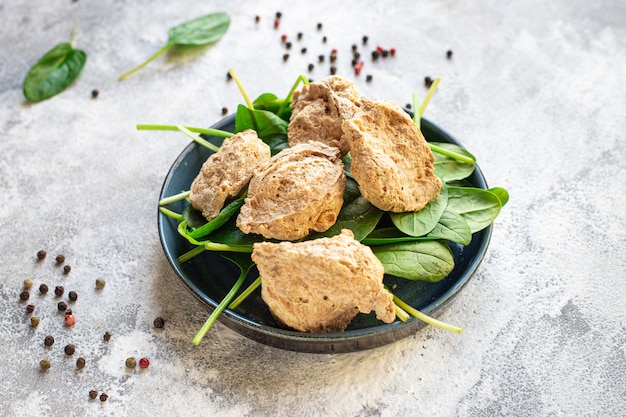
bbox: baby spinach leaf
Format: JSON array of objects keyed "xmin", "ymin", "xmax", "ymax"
[
  {"xmin": 425, "ymin": 210, "xmax": 472, "ymax": 245},
  {"xmin": 188, "ymin": 198, "xmax": 245, "ymax": 239},
  {"xmin": 446, "ymin": 186, "xmax": 502, "ymax": 233},
  {"xmin": 488, "ymin": 187, "xmax": 510, "ymax": 207},
  {"xmin": 431, "ymin": 142, "xmax": 476, "ymax": 182},
  {"xmin": 373, "ymin": 241, "xmax": 455, "ymax": 282},
  {"xmin": 390, "ymin": 185, "xmax": 448, "ymax": 237},
  {"xmin": 308, "ymin": 177, "xmax": 383, "ymax": 241},
  {"xmin": 23, "ymin": 41, "xmax": 86, "ymax": 102},
  {"xmin": 119, "ymin": 12, "xmax": 230, "ymax": 80}
]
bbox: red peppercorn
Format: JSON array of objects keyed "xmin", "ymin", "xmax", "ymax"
[
  {"xmin": 331, "ymin": 48, "xmax": 337, "ymax": 55},
  {"xmin": 281, "ymin": 34, "xmax": 287, "ymax": 42},
  {"xmin": 390, "ymin": 47, "xmax": 396, "ymax": 56},
  {"xmin": 139, "ymin": 358, "xmax": 150, "ymax": 369},
  {"xmin": 65, "ymin": 314, "xmax": 76, "ymax": 326},
  {"xmin": 376, "ymin": 46, "xmax": 384, "ymax": 53},
  {"xmin": 354, "ymin": 61, "xmax": 364, "ymax": 75},
  {"xmin": 274, "ymin": 18, "xmax": 280, "ymax": 29}
]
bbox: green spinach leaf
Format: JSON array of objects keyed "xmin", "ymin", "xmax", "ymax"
[
  {"xmin": 425, "ymin": 209, "xmax": 472, "ymax": 245},
  {"xmin": 373, "ymin": 241, "xmax": 455, "ymax": 282},
  {"xmin": 431, "ymin": 142, "xmax": 476, "ymax": 182},
  {"xmin": 446, "ymin": 186, "xmax": 502, "ymax": 233},
  {"xmin": 119, "ymin": 12, "xmax": 230, "ymax": 80},
  {"xmin": 23, "ymin": 40, "xmax": 86, "ymax": 103},
  {"xmin": 390, "ymin": 185, "xmax": 448, "ymax": 237},
  {"xmin": 488, "ymin": 187, "xmax": 510, "ymax": 207}
]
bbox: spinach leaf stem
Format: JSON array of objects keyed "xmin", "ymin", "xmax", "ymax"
[
  {"xmin": 276, "ymin": 74, "xmax": 309, "ymax": 116},
  {"xmin": 228, "ymin": 68, "xmax": 254, "ymax": 110},
  {"xmin": 119, "ymin": 44, "xmax": 171, "ymax": 81},
  {"xmin": 429, "ymin": 143, "xmax": 475, "ymax": 165},
  {"xmin": 393, "ymin": 294, "xmax": 463, "ymax": 333},
  {"xmin": 137, "ymin": 124, "xmax": 234, "ymax": 138},
  {"xmin": 177, "ymin": 126, "xmax": 220, "ymax": 152},
  {"xmin": 158, "ymin": 207, "xmax": 183, "ymax": 220},
  {"xmin": 228, "ymin": 276, "xmax": 262, "ymax": 309},
  {"xmin": 159, "ymin": 190, "xmax": 190, "ymax": 206}
]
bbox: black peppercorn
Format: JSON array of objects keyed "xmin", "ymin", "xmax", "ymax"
[
  {"xmin": 68, "ymin": 291, "xmax": 77, "ymax": 302},
  {"xmin": 301, "ymin": 47, "xmax": 307, "ymax": 54},
  {"xmin": 58, "ymin": 301, "xmax": 67, "ymax": 312},
  {"xmin": 64, "ymin": 344, "xmax": 76, "ymax": 355},
  {"xmin": 100, "ymin": 393, "xmax": 108, "ymax": 402},
  {"xmin": 37, "ymin": 250, "xmax": 47, "ymax": 260},
  {"xmin": 297, "ymin": 32, "xmax": 303, "ymax": 40},
  {"xmin": 63, "ymin": 265, "xmax": 71, "ymax": 274},
  {"xmin": 64, "ymin": 308, "xmax": 73, "ymax": 316},
  {"xmin": 103, "ymin": 331, "xmax": 111, "ymax": 342},
  {"xmin": 226, "ymin": 72, "xmax": 232, "ymax": 80},
  {"xmin": 91, "ymin": 89, "xmax": 99, "ymax": 99},
  {"xmin": 317, "ymin": 22, "xmax": 322, "ymax": 30},
  {"xmin": 371, "ymin": 50, "xmax": 379, "ymax": 60},
  {"xmin": 424, "ymin": 76, "xmax": 433, "ymax": 88},
  {"xmin": 330, "ymin": 66, "xmax": 337, "ymax": 75},
  {"xmin": 55, "ymin": 254, "xmax": 65, "ymax": 264},
  {"xmin": 221, "ymin": 107, "xmax": 228, "ymax": 116},
  {"xmin": 275, "ymin": 11, "xmax": 282, "ymax": 19},
  {"xmin": 254, "ymin": 15, "xmax": 260, "ymax": 23},
  {"xmin": 362, "ymin": 35, "xmax": 369, "ymax": 45},
  {"xmin": 351, "ymin": 58, "xmax": 358, "ymax": 67},
  {"xmin": 153, "ymin": 317, "xmax": 165, "ymax": 328},
  {"xmin": 285, "ymin": 41, "xmax": 292, "ymax": 50},
  {"xmin": 20, "ymin": 290, "xmax": 30, "ymax": 301},
  {"xmin": 406, "ymin": 103, "xmax": 412, "ymax": 109},
  {"xmin": 89, "ymin": 390, "xmax": 98, "ymax": 400},
  {"xmin": 382, "ymin": 49, "xmax": 389, "ymax": 58},
  {"xmin": 283, "ymin": 53, "xmax": 289, "ymax": 62},
  {"xmin": 318, "ymin": 54, "xmax": 325, "ymax": 63},
  {"xmin": 39, "ymin": 283, "xmax": 48, "ymax": 294},
  {"xmin": 351, "ymin": 44, "xmax": 357, "ymax": 52},
  {"xmin": 76, "ymin": 357, "xmax": 86, "ymax": 369},
  {"xmin": 446, "ymin": 49, "xmax": 453, "ymax": 59},
  {"xmin": 308, "ymin": 63, "xmax": 314, "ymax": 72},
  {"xmin": 322, "ymin": 36, "xmax": 327, "ymax": 43},
  {"xmin": 44, "ymin": 335, "xmax": 55, "ymax": 346},
  {"xmin": 26, "ymin": 304, "xmax": 35, "ymax": 314},
  {"xmin": 54, "ymin": 286, "xmax": 64, "ymax": 297},
  {"xmin": 366, "ymin": 74, "xmax": 373, "ymax": 82}
]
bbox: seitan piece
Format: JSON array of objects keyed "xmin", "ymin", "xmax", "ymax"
[
  {"xmin": 236, "ymin": 141, "xmax": 346, "ymax": 241},
  {"xmin": 252, "ymin": 229, "xmax": 396, "ymax": 333},
  {"xmin": 342, "ymin": 98, "xmax": 442, "ymax": 212},
  {"xmin": 189, "ymin": 129, "xmax": 270, "ymax": 221},
  {"xmin": 288, "ymin": 76, "xmax": 361, "ymax": 156}
]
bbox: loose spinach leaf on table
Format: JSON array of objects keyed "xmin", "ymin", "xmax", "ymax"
[
  {"xmin": 119, "ymin": 12, "xmax": 230, "ymax": 80},
  {"xmin": 372, "ymin": 240, "xmax": 455, "ymax": 282},
  {"xmin": 23, "ymin": 37, "xmax": 86, "ymax": 103}
]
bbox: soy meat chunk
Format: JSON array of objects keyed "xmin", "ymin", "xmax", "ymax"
[
  {"xmin": 252, "ymin": 229, "xmax": 396, "ymax": 332},
  {"xmin": 288, "ymin": 76, "xmax": 361, "ymax": 156},
  {"xmin": 236, "ymin": 141, "xmax": 345, "ymax": 241},
  {"xmin": 189, "ymin": 129, "xmax": 270, "ymax": 221},
  {"xmin": 342, "ymin": 98, "xmax": 442, "ymax": 212}
]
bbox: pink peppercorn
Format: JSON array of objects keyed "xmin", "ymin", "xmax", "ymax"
[
  {"xmin": 390, "ymin": 47, "xmax": 396, "ymax": 56},
  {"xmin": 354, "ymin": 61, "xmax": 364, "ymax": 75},
  {"xmin": 139, "ymin": 358, "xmax": 150, "ymax": 369},
  {"xmin": 65, "ymin": 314, "xmax": 76, "ymax": 326}
]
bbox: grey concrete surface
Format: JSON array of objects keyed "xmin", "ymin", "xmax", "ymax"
[{"xmin": 1, "ymin": 0, "xmax": 625, "ymax": 416}]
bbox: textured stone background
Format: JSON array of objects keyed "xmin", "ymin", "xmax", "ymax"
[{"xmin": 1, "ymin": 0, "xmax": 625, "ymax": 416}]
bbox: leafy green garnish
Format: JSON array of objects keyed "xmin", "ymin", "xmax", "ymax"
[
  {"xmin": 119, "ymin": 12, "xmax": 230, "ymax": 80},
  {"xmin": 23, "ymin": 27, "xmax": 86, "ymax": 102}
]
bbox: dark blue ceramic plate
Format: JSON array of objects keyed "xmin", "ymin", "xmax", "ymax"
[{"xmin": 158, "ymin": 115, "xmax": 491, "ymax": 353}]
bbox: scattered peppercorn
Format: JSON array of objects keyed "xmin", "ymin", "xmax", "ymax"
[
  {"xmin": 280, "ymin": 33, "xmax": 287, "ymax": 42},
  {"xmin": 226, "ymin": 71, "xmax": 232, "ymax": 80},
  {"xmin": 371, "ymin": 50, "xmax": 379, "ymax": 60},
  {"xmin": 103, "ymin": 331, "xmax": 111, "ymax": 342},
  {"xmin": 153, "ymin": 317, "xmax": 165, "ymax": 328},
  {"xmin": 64, "ymin": 344, "xmax": 76, "ymax": 355},
  {"xmin": 58, "ymin": 301, "xmax": 68, "ymax": 312},
  {"xmin": 68, "ymin": 291, "xmax": 77, "ymax": 302},
  {"xmin": 308, "ymin": 63, "xmax": 314, "ymax": 72},
  {"xmin": 273, "ymin": 18, "xmax": 280, "ymax": 29},
  {"xmin": 351, "ymin": 58, "xmax": 358, "ymax": 67},
  {"xmin": 76, "ymin": 357, "xmax": 86, "ymax": 369},
  {"xmin": 285, "ymin": 41, "xmax": 292, "ymax": 50},
  {"xmin": 329, "ymin": 54, "xmax": 337, "ymax": 63},
  {"xmin": 44, "ymin": 335, "xmax": 55, "ymax": 346},
  {"xmin": 31, "ymin": 317, "xmax": 40, "ymax": 327},
  {"xmin": 366, "ymin": 74, "xmax": 373, "ymax": 82},
  {"xmin": 282, "ymin": 53, "xmax": 289, "ymax": 62},
  {"xmin": 100, "ymin": 393, "xmax": 108, "ymax": 402},
  {"xmin": 37, "ymin": 250, "xmax": 47, "ymax": 260},
  {"xmin": 20, "ymin": 290, "xmax": 30, "ymax": 301},
  {"xmin": 91, "ymin": 89, "xmax": 99, "ymax": 99},
  {"xmin": 382, "ymin": 49, "xmax": 389, "ymax": 58},
  {"xmin": 351, "ymin": 44, "xmax": 357, "ymax": 52},
  {"xmin": 317, "ymin": 22, "xmax": 322, "ymax": 30},
  {"xmin": 330, "ymin": 66, "xmax": 337, "ymax": 75},
  {"xmin": 297, "ymin": 32, "xmax": 303, "ymax": 40},
  {"xmin": 318, "ymin": 54, "xmax": 325, "ymax": 63},
  {"xmin": 322, "ymin": 36, "xmax": 327, "ymax": 43},
  {"xmin": 26, "ymin": 304, "xmax": 35, "ymax": 314},
  {"xmin": 354, "ymin": 61, "xmax": 364, "ymax": 76},
  {"xmin": 55, "ymin": 254, "xmax": 65, "ymax": 264},
  {"xmin": 63, "ymin": 265, "xmax": 71, "ymax": 274},
  {"xmin": 446, "ymin": 49, "xmax": 453, "ymax": 59},
  {"xmin": 65, "ymin": 314, "xmax": 76, "ymax": 326},
  {"xmin": 424, "ymin": 76, "xmax": 433, "ymax": 88},
  {"xmin": 24, "ymin": 278, "xmax": 33, "ymax": 289},
  {"xmin": 301, "ymin": 47, "xmax": 307, "ymax": 54},
  {"xmin": 221, "ymin": 107, "xmax": 228, "ymax": 116},
  {"xmin": 64, "ymin": 308, "xmax": 73, "ymax": 315},
  {"xmin": 139, "ymin": 358, "xmax": 150, "ymax": 369},
  {"xmin": 275, "ymin": 11, "xmax": 282, "ymax": 19},
  {"xmin": 39, "ymin": 359, "xmax": 51, "ymax": 371},
  {"xmin": 406, "ymin": 103, "xmax": 412, "ymax": 109},
  {"xmin": 95, "ymin": 278, "xmax": 106, "ymax": 289},
  {"xmin": 125, "ymin": 357, "xmax": 137, "ymax": 369},
  {"xmin": 390, "ymin": 48, "xmax": 396, "ymax": 56},
  {"xmin": 89, "ymin": 390, "xmax": 98, "ymax": 400},
  {"xmin": 54, "ymin": 286, "xmax": 64, "ymax": 297},
  {"xmin": 353, "ymin": 52, "xmax": 361, "ymax": 60},
  {"xmin": 254, "ymin": 15, "xmax": 260, "ymax": 23},
  {"xmin": 362, "ymin": 35, "xmax": 369, "ymax": 45},
  {"xmin": 39, "ymin": 283, "xmax": 48, "ymax": 294}
]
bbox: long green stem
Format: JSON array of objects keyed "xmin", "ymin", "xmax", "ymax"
[
  {"xmin": 419, "ymin": 77, "xmax": 441, "ymax": 117},
  {"xmin": 412, "ymin": 92, "xmax": 421, "ymax": 128},
  {"xmin": 429, "ymin": 143, "xmax": 475, "ymax": 165},
  {"xmin": 177, "ymin": 126, "xmax": 220, "ymax": 152},
  {"xmin": 276, "ymin": 74, "xmax": 309, "ymax": 116},
  {"xmin": 119, "ymin": 44, "xmax": 171, "ymax": 80},
  {"xmin": 228, "ymin": 68, "xmax": 254, "ymax": 110},
  {"xmin": 158, "ymin": 190, "xmax": 190, "ymax": 206},
  {"xmin": 137, "ymin": 124, "xmax": 234, "ymax": 138},
  {"xmin": 394, "ymin": 303, "xmax": 410, "ymax": 322},
  {"xmin": 204, "ymin": 242, "xmax": 253, "ymax": 253},
  {"xmin": 178, "ymin": 245, "xmax": 206, "ymax": 263},
  {"xmin": 158, "ymin": 207, "xmax": 182, "ymax": 220},
  {"xmin": 228, "ymin": 276, "xmax": 261, "ymax": 309},
  {"xmin": 393, "ymin": 295, "xmax": 463, "ymax": 333},
  {"xmin": 192, "ymin": 269, "xmax": 248, "ymax": 345}
]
